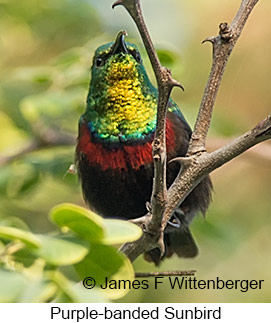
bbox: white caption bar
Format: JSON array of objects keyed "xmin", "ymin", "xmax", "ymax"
[{"xmin": 0, "ymin": 303, "xmax": 270, "ymax": 323}]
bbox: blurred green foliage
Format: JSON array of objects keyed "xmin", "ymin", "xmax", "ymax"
[
  {"xmin": 0, "ymin": 203, "xmax": 141, "ymax": 302},
  {"xmin": 0, "ymin": 0, "xmax": 270, "ymax": 303}
]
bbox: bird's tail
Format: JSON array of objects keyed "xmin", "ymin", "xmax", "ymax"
[{"xmin": 143, "ymin": 227, "xmax": 198, "ymax": 266}]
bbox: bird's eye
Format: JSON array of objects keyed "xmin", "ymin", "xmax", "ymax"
[
  {"xmin": 95, "ymin": 57, "xmax": 104, "ymax": 67},
  {"xmin": 131, "ymin": 50, "xmax": 142, "ymax": 64}
]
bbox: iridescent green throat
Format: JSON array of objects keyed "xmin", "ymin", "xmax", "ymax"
[{"xmin": 85, "ymin": 52, "xmax": 157, "ymax": 143}]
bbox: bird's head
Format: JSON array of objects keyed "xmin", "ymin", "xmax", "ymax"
[
  {"xmin": 84, "ymin": 31, "xmax": 157, "ymax": 142},
  {"xmin": 90, "ymin": 31, "xmax": 148, "ymax": 88}
]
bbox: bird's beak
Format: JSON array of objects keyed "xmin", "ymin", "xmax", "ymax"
[{"xmin": 111, "ymin": 31, "xmax": 129, "ymax": 55}]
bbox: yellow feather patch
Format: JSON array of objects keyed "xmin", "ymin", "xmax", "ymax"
[{"xmin": 96, "ymin": 56, "xmax": 157, "ymax": 139}]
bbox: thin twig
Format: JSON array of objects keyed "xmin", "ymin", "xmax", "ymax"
[
  {"xmin": 135, "ymin": 270, "xmax": 196, "ymax": 278},
  {"xmin": 207, "ymin": 138, "xmax": 271, "ymax": 163},
  {"xmin": 0, "ymin": 140, "xmax": 40, "ymax": 166},
  {"xmin": 188, "ymin": 0, "xmax": 260, "ymax": 155},
  {"xmin": 0, "ymin": 130, "xmax": 75, "ymax": 166}
]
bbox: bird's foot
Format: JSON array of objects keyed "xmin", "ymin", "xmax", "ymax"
[
  {"xmin": 167, "ymin": 213, "xmax": 181, "ymax": 229},
  {"xmin": 165, "ymin": 209, "xmax": 189, "ymax": 233},
  {"xmin": 145, "ymin": 201, "xmax": 152, "ymax": 212}
]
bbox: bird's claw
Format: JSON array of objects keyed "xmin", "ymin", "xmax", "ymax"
[{"xmin": 167, "ymin": 213, "xmax": 181, "ymax": 229}]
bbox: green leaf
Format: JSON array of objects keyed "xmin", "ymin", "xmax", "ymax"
[
  {"xmin": 19, "ymin": 281, "xmax": 57, "ymax": 303},
  {"xmin": 102, "ymin": 255, "xmax": 135, "ymax": 300},
  {"xmin": 13, "ymin": 247, "xmax": 38, "ymax": 268},
  {"xmin": 20, "ymin": 89, "xmax": 84, "ymax": 124},
  {"xmin": 36, "ymin": 235, "xmax": 89, "ymax": 266},
  {"xmin": 0, "ymin": 217, "xmax": 30, "ymax": 231},
  {"xmin": 75, "ymin": 244, "xmax": 124, "ymax": 286},
  {"xmin": 7, "ymin": 164, "xmax": 40, "ymax": 197},
  {"xmin": 0, "ymin": 81, "xmax": 34, "ymax": 133},
  {"xmin": 0, "ymin": 269, "xmax": 27, "ymax": 302},
  {"xmin": 50, "ymin": 203, "xmax": 142, "ymax": 245},
  {"xmin": 103, "ymin": 219, "xmax": 142, "ymax": 245},
  {"xmin": 50, "ymin": 203, "xmax": 104, "ymax": 242},
  {"xmin": 0, "ymin": 165, "xmax": 12, "ymax": 194},
  {"xmin": 25, "ymin": 153, "xmax": 74, "ymax": 179},
  {"xmin": 56, "ymin": 284, "xmax": 109, "ymax": 303},
  {"xmin": 20, "ymin": 92, "xmax": 68, "ymax": 122},
  {"xmin": 53, "ymin": 48, "xmax": 82, "ymax": 68},
  {"xmin": 75, "ymin": 243, "xmax": 134, "ymax": 300},
  {"xmin": 0, "ymin": 226, "xmax": 41, "ymax": 248},
  {"xmin": 157, "ymin": 49, "xmax": 178, "ymax": 67},
  {"xmin": 52, "ymin": 271, "xmax": 109, "ymax": 303},
  {"xmin": 13, "ymin": 66, "xmax": 53, "ymax": 85}
]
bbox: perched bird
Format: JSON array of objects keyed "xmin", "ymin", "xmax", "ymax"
[{"xmin": 76, "ymin": 31, "xmax": 212, "ymax": 265}]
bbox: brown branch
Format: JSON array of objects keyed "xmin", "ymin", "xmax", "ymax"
[
  {"xmin": 135, "ymin": 270, "xmax": 196, "ymax": 278},
  {"xmin": 207, "ymin": 138, "xmax": 271, "ymax": 163},
  {"xmin": 164, "ymin": 115, "xmax": 271, "ymax": 224},
  {"xmin": 120, "ymin": 231, "xmax": 158, "ymax": 262},
  {"xmin": 117, "ymin": 0, "xmax": 269, "ymax": 263},
  {"xmin": 113, "ymin": 0, "xmax": 183, "ymax": 250},
  {"xmin": 120, "ymin": 115, "xmax": 271, "ymax": 261},
  {"xmin": 203, "ymin": 116, "xmax": 271, "ymax": 171},
  {"xmin": 188, "ymin": 0, "xmax": 260, "ymax": 155}
]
